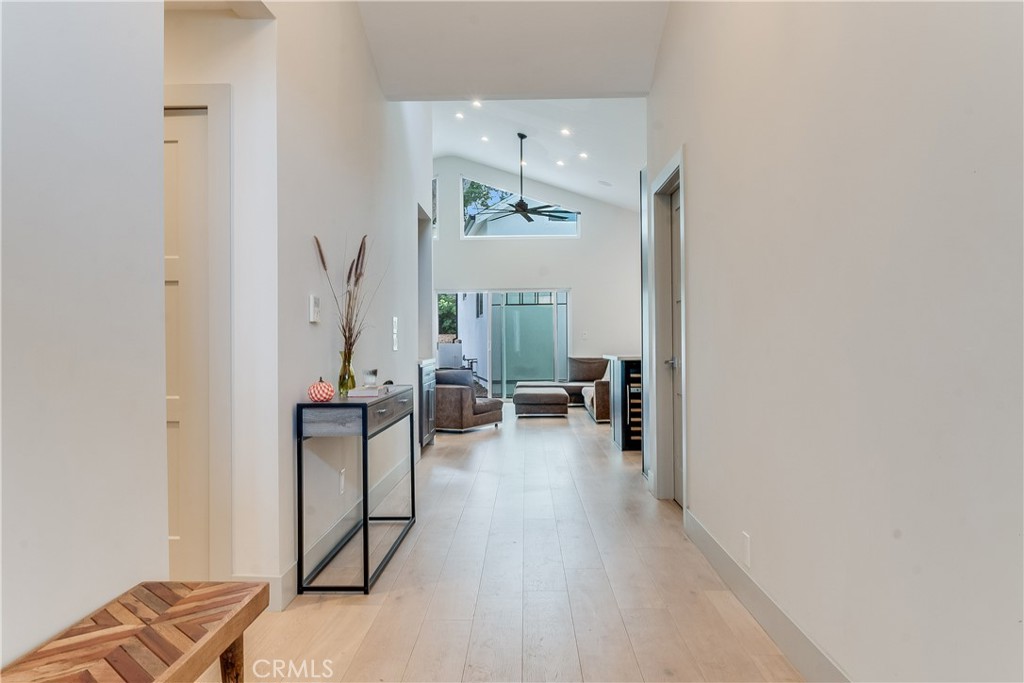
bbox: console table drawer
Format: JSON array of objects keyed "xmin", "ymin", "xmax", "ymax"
[
  {"xmin": 301, "ymin": 406, "xmax": 364, "ymax": 437},
  {"xmin": 368, "ymin": 389, "xmax": 413, "ymax": 436}
]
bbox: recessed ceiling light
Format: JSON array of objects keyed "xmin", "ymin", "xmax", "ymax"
[
  {"xmin": 579, "ymin": 152, "xmax": 588, "ymax": 159},
  {"xmin": 455, "ymin": 112, "xmax": 464, "ymax": 120},
  {"xmin": 481, "ymin": 136, "xmax": 489, "ymax": 142},
  {"xmin": 520, "ymin": 160, "xmax": 527, "ymax": 166},
  {"xmin": 556, "ymin": 160, "xmax": 565, "ymax": 166},
  {"xmin": 560, "ymin": 128, "xmax": 571, "ymax": 136},
  {"xmin": 472, "ymin": 100, "xmax": 482, "ymax": 108}
]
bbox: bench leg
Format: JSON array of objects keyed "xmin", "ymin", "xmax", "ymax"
[{"xmin": 219, "ymin": 635, "xmax": 243, "ymax": 683}]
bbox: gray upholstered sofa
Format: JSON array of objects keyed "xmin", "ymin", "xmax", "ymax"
[
  {"xmin": 435, "ymin": 369, "xmax": 504, "ymax": 432},
  {"xmin": 514, "ymin": 357, "xmax": 610, "ymax": 422}
]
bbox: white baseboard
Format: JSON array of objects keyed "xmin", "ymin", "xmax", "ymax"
[
  {"xmin": 303, "ymin": 508, "xmax": 361, "ymax": 576},
  {"xmin": 232, "ymin": 564, "xmax": 296, "ymax": 612},
  {"xmin": 367, "ymin": 457, "xmax": 412, "ymax": 512},
  {"xmin": 260, "ymin": 458, "xmax": 413, "ymax": 609},
  {"xmin": 300, "ymin": 454, "xmax": 413, "ymax": 571},
  {"xmin": 683, "ymin": 509, "xmax": 849, "ymax": 683}
]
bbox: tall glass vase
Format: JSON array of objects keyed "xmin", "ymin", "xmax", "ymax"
[{"xmin": 338, "ymin": 349, "xmax": 356, "ymax": 397}]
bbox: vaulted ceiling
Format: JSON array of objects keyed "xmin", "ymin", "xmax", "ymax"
[
  {"xmin": 432, "ymin": 98, "xmax": 646, "ymax": 209},
  {"xmin": 358, "ymin": 2, "xmax": 668, "ymax": 209},
  {"xmin": 358, "ymin": 2, "xmax": 669, "ymax": 101}
]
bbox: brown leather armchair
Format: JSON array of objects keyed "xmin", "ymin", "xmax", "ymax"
[{"xmin": 435, "ymin": 369, "xmax": 504, "ymax": 432}]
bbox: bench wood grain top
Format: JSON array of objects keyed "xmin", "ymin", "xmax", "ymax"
[{"xmin": 2, "ymin": 581, "xmax": 269, "ymax": 683}]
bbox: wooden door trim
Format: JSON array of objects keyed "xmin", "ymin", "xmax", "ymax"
[{"xmin": 165, "ymin": 84, "xmax": 232, "ymax": 581}]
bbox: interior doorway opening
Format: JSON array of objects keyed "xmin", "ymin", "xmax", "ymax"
[
  {"xmin": 645, "ymin": 153, "xmax": 685, "ymax": 506},
  {"xmin": 436, "ymin": 290, "xmax": 570, "ymax": 399}
]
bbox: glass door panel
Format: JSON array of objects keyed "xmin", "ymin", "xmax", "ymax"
[
  {"xmin": 504, "ymin": 304, "xmax": 554, "ymax": 387},
  {"xmin": 483, "ymin": 290, "xmax": 571, "ymax": 399}
]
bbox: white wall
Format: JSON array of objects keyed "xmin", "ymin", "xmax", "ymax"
[
  {"xmin": 164, "ymin": 4, "xmax": 431, "ymax": 609},
  {"xmin": 273, "ymin": 2, "xmax": 431, "ymax": 599},
  {"xmin": 1, "ymin": 0, "xmax": 5, "ymax": 658},
  {"xmin": 456, "ymin": 293, "xmax": 490, "ymax": 381},
  {"xmin": 434, "ymin": 156, "xmax": 641, "ymax": 357},
  {"xmin": 648, "ymin": 3, "xmax": 1023, "ymax": 680},
  {"xmin": 1, "ymin": 1, "xmax": 167, "ymax": 663},
  {"xmin": 417, "ymin": 213, "xmax": 434, "ymax": 359},
  {"xmin": 164, "ymin": 8, "xmax": 281, "ymax": 587}
]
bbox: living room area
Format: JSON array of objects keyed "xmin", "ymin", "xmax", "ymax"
[{"xmin": 425, "ymin": 99, "xmax": 645, "ymax": 438}]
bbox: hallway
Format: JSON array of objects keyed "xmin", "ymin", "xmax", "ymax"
[{"xmin": 228, "ymin": 406, "xmax": 802, "ymax": 682}]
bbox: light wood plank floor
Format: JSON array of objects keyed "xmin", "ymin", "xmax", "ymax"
[{"xmin": 211, "ymin": 405, "xmax": 802, "ymax": 682}]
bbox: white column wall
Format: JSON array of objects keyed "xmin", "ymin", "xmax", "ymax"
[
  {"xmin": 456, "ymin": 293, "xmax": 490, "ymax": 382},
  {"xmin": 647, "ymin": 3, "xmax": 1023, "ymax": 680},
  {"xmin": 1, "ymin": 2, "xmax": 167, "ymax": 663},
  {"xmin": 164, "ymin": 8, "xmax": 281, "ymax": 585},
  {"xmin": 273, "ymin": 2, "xmax": 432, "ymax": 601}
]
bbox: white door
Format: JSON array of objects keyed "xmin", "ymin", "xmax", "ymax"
[
  {"xmin": 671, "ymin": 189, "xmax": 685, "ymax": 507},
  {"xmin": 164, "ymin": 109, "xmax": 210, "ymax": 579}
]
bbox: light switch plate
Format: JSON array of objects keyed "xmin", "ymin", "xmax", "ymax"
[
  {"xmin": 392, "ymin": 316, "xmax": 399, "ymax": 333},
  {"xmin": 309, "ymin": 295, "xmax": 320, "ymax": 323}
]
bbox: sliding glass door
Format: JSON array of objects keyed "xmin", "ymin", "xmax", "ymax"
[{"xmin": 490, "ymin": 291, "xmax": 569, "ymax": 398}]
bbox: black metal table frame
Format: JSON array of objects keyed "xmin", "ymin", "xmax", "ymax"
[{"xmin": 295, "ymin": 395, "xmax": 416, "ymax": 594}]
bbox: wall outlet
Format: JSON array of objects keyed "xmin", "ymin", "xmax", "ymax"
[
  {"xmin": 339, "ymin": 469, "xmax": 346, "ymax": 495},
  {"xmin": 741, "ymin": 531, "xmax": 751, "ymax": 568}
]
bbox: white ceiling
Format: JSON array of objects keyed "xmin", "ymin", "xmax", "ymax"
[
  {"xmin": 357, "ymin": 2, "xmax": 669, "ymax": 101},
  {"xmin": 358, "ymin": 1, "xmax": 666, "ymax": 209},
  {"xmin": 433, "ymin": 98, "xmax": 646, "ymax": 209}
]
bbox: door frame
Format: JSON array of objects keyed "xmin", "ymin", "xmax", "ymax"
[
  {"xmin": 435, "ymin": 288, "xmax": 571, "ymax": 399},
  {"xmin": 165, "ymin": 84, "xmax": 232, "ymax": 580},
  {"xmin": 642, "ymin": 149, "xmax": 686, "ymax": 504}
]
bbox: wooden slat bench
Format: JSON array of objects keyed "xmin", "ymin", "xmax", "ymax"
[{"xmin": 1, "ymin": 581, "xmax": 269, "ymax": 683}]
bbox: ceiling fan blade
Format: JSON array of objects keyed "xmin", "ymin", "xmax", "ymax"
[
  {"xmin": 522, "ymin": 212, "xmax": 534, "ymax": 223},
  {"xmin": 528, "ymin": 204, "xmax": 554, "ymax": 212}
]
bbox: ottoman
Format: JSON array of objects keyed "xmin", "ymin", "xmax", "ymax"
[{"xmin": 513, "ymin": 386, "xmax": 569, "ymax": 417}]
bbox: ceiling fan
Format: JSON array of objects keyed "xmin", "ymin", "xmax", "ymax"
[{"xmin": 473, "ymin": 132, "xmax": 581, "ymax": 224}]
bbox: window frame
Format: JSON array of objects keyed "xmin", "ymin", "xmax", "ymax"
[{"xmin": 460, "ymin": 175, "xmax": 581, "ymax": 241}]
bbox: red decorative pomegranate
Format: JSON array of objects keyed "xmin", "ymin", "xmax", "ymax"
[{"xmin": 308, "ymin": 377, "xmax": 335, "ymax": 402}]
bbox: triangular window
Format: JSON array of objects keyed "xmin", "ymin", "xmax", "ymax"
[{"xmin": 462, "ymin": 177, "xmax": 579, "ymax": 238}]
